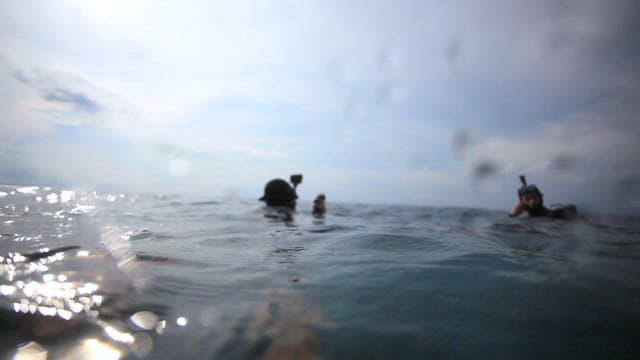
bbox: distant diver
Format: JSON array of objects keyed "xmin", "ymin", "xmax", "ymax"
[
  {"xmin": 259, "ymin": 174, "xmax": 302, "ymax": 210},
  {"xmin": 312, "ymin": 193, "xmax": 326, "ymax": 216},
  {"xmin": 509, "ymin": 175, "xmax": 577, "ymax": 220}
]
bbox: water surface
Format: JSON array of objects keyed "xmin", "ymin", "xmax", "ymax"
[{"xmin": 1, "ymin": 185, "xmax": 638, "ymax": 359}]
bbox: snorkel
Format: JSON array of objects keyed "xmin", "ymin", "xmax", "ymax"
[{"xmin": 519, "ymin": 175, "xmax": 527, "ymax": 188}]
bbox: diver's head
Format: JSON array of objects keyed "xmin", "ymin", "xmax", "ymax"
[
  {"xmin": 312, "ymin": 193, "xmax": 326, "ymax": 215},
  {"xmin": 259, "ymin": 179, "xmax": 298, "ymax": 209},
  {"xmin": 517, "ymin": 174, "xmax": 543, "ymax": 208},
  {"xmin": 520, "ymin": 191, "xmax": 543, "ymax": 209},
  {"xmin": 518, "ymin": 185, "xmax": 543, "ymax": 208}
]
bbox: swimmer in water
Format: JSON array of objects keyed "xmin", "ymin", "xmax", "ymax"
[
  {"xmin": 312, "ymin": 194, "xmax": 326, "ymax": 215},
  {"xmin": 259, "ymin": 174, "xmax": 302, "ymax": 210},
  {"xmin": 509, "ymin": 175, "xmax": 577, "ymax": 220}
]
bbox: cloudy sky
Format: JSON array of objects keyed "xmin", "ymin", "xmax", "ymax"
[{"xmin": 1, "ymin": 0, "xmax": 639, "ymax": 213}]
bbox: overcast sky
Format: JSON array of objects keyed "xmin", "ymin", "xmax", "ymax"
[{"xmin": 1, "ymin": 0, "xmax": 639, "ymax": 213}]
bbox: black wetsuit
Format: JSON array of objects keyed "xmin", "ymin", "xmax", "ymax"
[
  {"xmin": 526, "ymin": 205, "xmax": 577, "ymax": 220},
  {"xmin": 525, "ymin": 206, "xmax": 547, "ymax": 218}
]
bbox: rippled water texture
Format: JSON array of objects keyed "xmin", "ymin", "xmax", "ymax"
[{"xmin": 1, "ymin": 185, "xmax": 639, "ymax": 359}]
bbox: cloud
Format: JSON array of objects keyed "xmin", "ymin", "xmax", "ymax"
[
  {"xmin": 1, "ymin": 57, "xmax": 137, "ymax": 133},
  {"xmin": 10, "ymin": 68, "xmax": 101, "ymax": 113},
  {"xmin": 43, "ymin": 88, "xmax": 100, "ymax": 113}
]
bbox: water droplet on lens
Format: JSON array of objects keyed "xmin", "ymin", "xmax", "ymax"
[
  {"xmin": 452, "ymin": 129, "xmax": 473, "ymax": 158},
  {"xmin": 130, "ymin": 332, "xmax": 153, "ymax": 357},
  {"xmin": 129, "ymin": 311, "xmax": 159, "ymax": 330},
  {"xmin": 472, "ymin": 160, "xmax": 500, "ymax": 180},
  {"xmin": 168, "ymin": 158, "xmax": 191, "ymax": 177},
  {"xmin": 155, "ymin": 320, "xmax": 167, "ymax": 334},
  {"xmin": 549, "ymin": 155, "xmax": 576, "ymax": 172},
  {"xmin": 445, "ymin": 36, "xmax": 462, "ymax": 69},
  {"xmin": 176, "ymin": 316, "xmax": 188, "ymax": 326}
]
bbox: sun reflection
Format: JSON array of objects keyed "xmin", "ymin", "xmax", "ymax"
[
  {"xmin": 58, "ymin": 308, "xmax": 73, "ymax": 320},
  {"xmin": 1, "ymin": 284, "xmax": 16, "ymax": 295},
  {"xmin": 1, "ymin": 248, "xmax": 105, "ymax": 323},
  {"xmin": 104, "ymin": 326, "xmax": 135, "ymax": 344},
  {"xmin": 68, "ymin": 339, "xmax": 121, "ymax": 360},
  {"xmin": 14, "ymin": 341, "xmax": 47, "ymax": 360},
  {"xmin": 69, "ymin": 301, "xmax": 84, "ymax": 313},
  {"xmin": 46, "ymin": 193, "xmax": 59, "ymax": 204},
  {"xmin": 60, "ymin": 190, "xmax": 75, "ymax": 203},
  {"xmin": 68, "ymin": 204, "xmax": 95, "ymax": 215},
  {"xmin": 16, "ymin": 186, "xmax": 39, "ymax": 194}
]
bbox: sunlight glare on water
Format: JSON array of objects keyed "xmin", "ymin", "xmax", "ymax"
[
  {"xmin": 68, "ymin": 339, "xmax": 121, "ymax": 360},
  {"xmin": 14, "ymin": 341, "xmax": 47, "ymax": 360}
]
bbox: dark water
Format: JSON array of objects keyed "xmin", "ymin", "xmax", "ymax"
[{"xmin": 1, "ymin": 185, "xmax": 639, "ymax": 359}]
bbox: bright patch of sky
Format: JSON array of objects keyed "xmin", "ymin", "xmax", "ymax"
[{"xmin": 1, "ymin": 0, "xmax": 639, "ymax": 213}]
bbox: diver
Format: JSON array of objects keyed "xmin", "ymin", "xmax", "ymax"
[
  {"xmin": 259, "ymin": 174, "xmax": 303, "ymax": 210},
  {"xmin": 312, "ymin": 193, "xmax": 326, "ymax": 216},
  {"xmin": 509, "ymin": 175, "xmax": 577, "ymax": 220}
]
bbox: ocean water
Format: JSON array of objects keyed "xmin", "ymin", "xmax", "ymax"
[{"xmin": 1, "ymin": 184, "xmax": 639, "ymax": 359}]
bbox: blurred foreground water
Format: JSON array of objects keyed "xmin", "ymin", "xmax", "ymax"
[{"xmin": 1, "ymin": 185, "xmax": 639, "ymax": 359}]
